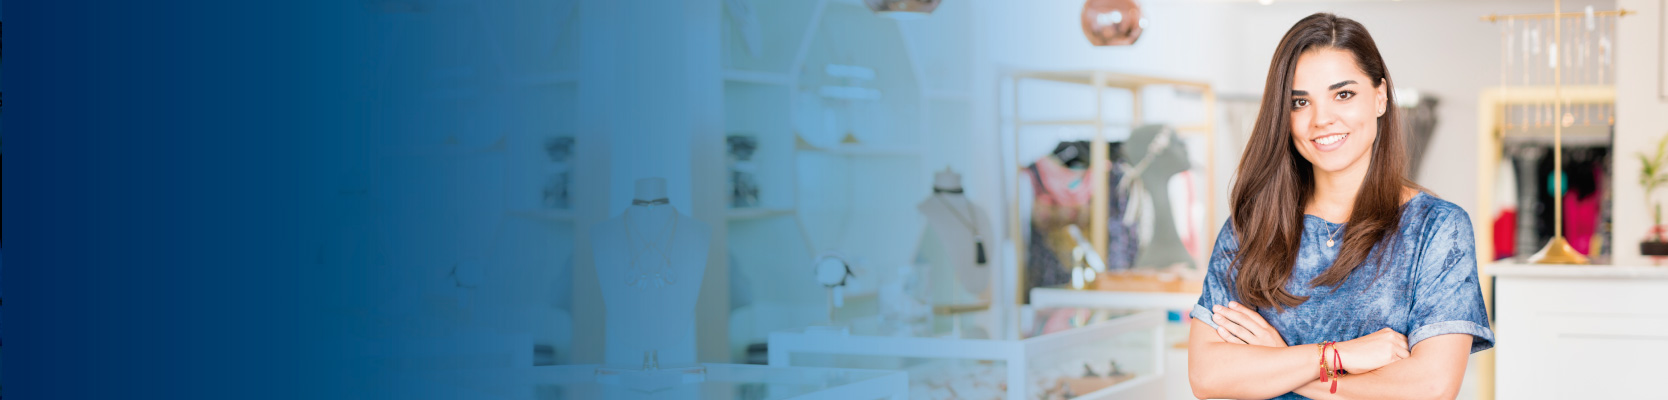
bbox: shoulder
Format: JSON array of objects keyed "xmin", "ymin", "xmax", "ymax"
[
  {"xmin": 1211, "ymin": 218, "xmax": 1240, "ymax": 251},
  {"xmin": 1398, "ymin": 193, "xmax": 1476, "ymax": 256},
  {"xmin": 1402, "ymin": 192, "xmax": 1471, "ymax": 228}
]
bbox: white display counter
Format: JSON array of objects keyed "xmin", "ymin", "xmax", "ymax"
[
  {"xmin": 392, "ymin": 363, "xmax": 907, "ymax": 400},
  {"xmin": 768, "ymin": 308, "xmax": 1166, "ymax": 400},
  {"xmin": 1487, "ymin": 263, "xmax": 1668, "ymax": 400}
]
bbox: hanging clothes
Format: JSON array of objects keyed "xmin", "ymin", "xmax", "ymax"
[
  {"xmin": 1509, "ymin": 146, "xmax": 1547, "ymax": 259},
  {"xmin": 1564, "ymin": 188, "xmax": 1601, "ymax": 255},
  {"xmin": 1493, "ymin": 158, "xmax": 1518, "ymax": 260},
  {"xmin": 1516, "ymin": 145, "xmax": 1609, "ymax": 258},
  {"xmin": 1025, "ymin": 154, "xmax": 1095, "ymax": 302},
  {"xmin": 1562, "ymin": 149, "xmax": 1608, "ymax": 255},
  {"xmin": 1105, "ymin": 143, "xmax": 1139, "ymax": 271}
]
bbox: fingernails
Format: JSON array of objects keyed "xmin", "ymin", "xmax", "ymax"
[
  {"xmin": 1228, "ymin": 301, "xmax": 1239, "ymax": 308},
  {"xmin": 1212, "ymin": 305, "xmax": 1221, "ymax": 312}
]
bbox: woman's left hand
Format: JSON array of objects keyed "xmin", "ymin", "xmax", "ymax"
[{"xmin": 1211, "ymin": 301, "xmax": 1286, "ymax": 347}]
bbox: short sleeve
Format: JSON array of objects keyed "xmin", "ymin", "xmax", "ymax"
[
  {"xmin": 1192, "ymin": 220, "xmax": 1239, "ymax": 321},
  {"xmin": 1406, "ymin": 208, "xmax": 1496, "ymax": 353}
]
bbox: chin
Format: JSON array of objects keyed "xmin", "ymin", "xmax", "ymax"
[{"xmin": 1310, "ymin": 152, "xmax": 1368, "ymax": 173}]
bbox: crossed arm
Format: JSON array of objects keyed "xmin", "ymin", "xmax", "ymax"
[{"xmin": 1186, "ymin": 302, "xmax": 1474, "ymax": 400}]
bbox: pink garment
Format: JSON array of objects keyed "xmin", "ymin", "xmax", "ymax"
[
  {"xmin": 1563, "ymin": 191, "xmax": 1600, "ymax": 255},
  {"xmin": 1493, "ymin": 209, "xmax": 1516, "ymax": 260},
  {"xmin": 1032, "ymin": 156, "xmax": 1096, "ymax": 206}
]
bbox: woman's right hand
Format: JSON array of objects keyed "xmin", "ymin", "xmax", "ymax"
[{"xmin": 1333, "ymin": 328, "xmax": 1409, "ymax": 374}]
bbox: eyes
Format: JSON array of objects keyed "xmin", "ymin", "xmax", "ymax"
[{"xmin": 1291, "ymin": 91, "xmax": 1356, "ymax": 110}]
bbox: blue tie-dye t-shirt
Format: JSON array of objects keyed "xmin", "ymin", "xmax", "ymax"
[{"xmin": 1191, "ymin": 192, "xmax": 1494, "ymax": 400}]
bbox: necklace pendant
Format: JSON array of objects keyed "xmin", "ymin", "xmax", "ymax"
[{"xmin": 1327, "ymin": 239, "xmax": 1335, "ymax": 247}]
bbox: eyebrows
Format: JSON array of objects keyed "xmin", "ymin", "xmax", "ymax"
[{"xmin": 1290, "ymin": 80, "xmax": 1358, "ymax": 97}]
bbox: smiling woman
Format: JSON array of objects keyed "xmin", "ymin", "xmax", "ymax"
[{"xmin": 1185, "ymin": 13, "xmax": 1494, "ymax": 400}]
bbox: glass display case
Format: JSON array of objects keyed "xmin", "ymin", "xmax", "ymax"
[{"xmin": 767, "ymin": 308, "xmax": 1165, "ymax": 400}]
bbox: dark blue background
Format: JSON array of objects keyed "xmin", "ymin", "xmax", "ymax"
[{"xmin": 5, "ymin": 2, "xmax": 431, "ymax": 397}]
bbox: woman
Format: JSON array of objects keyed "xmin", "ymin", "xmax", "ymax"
[{"xmin": 1187, "ymin": 13, "xmax": 1492, "ymax": 400}]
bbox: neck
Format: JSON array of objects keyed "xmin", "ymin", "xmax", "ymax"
[{"xmin": 1308, "ymin": 156, "xmax": 1372, "ymax": 222}]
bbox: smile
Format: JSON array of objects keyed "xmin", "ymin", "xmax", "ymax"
[{"xmin": 1312, "ymin": 133, "xmax": 1348, "ymax": 151}]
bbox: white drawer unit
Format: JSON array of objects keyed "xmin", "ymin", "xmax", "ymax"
[{"xmin": 1488, "ymin": 264, "xmax": 1668, "ymax": 400}]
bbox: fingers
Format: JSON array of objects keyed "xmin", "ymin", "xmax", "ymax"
[
  {"xmin": 1374, "ymin": 328, "xmax": 1411, "ymax": 360},
  {"xmin": 1211, "ymin": 304, "xmax": 1255, "ymax": 333},
  {"xmin": 1212, "ymin": 305, "xmax": 1258, "ymax": 342},
  {"xmin": 1382, "ymin": 327, "xmax": 1410, "ymax": 354},
  {"xmin": 1215, "ymin": 303, "xmax": 1276, "ymax": 339},
  {"xmin": 1226, "ymin": 302, "xmax": 1273, "ymax": 329},
  {"xmin": 1215, "ymin": 326, "xmax": 1248, "ymax": 344}
]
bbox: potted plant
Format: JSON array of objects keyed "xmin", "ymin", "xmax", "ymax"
[{"xmin": 1639, "ymin": 134, "xmax": 1668, "ymax": 256}]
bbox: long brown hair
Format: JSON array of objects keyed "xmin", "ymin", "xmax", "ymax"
[{"xmin": 1230, "ymin": 13, "xmax": 1416, "ymax": 310}]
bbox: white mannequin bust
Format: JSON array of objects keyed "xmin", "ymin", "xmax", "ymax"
[
  {"xmin": 915, "ymin": 167, "xmax": 994, "ymax": 302},
  {"xmin": 590, "ymin": 178, "xmax": 711, "ymax": 367}
]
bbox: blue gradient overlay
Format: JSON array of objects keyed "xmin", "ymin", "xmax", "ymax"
[
  {"xmin": 6, "ymin": 1, "xmax": 557, "ymax": 398},
  {"xmin": 9, "ymin": 0, "xmax": 998, "ymax": 398}
]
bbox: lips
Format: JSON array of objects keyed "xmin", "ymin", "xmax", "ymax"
[{"xmin": 1312, "ymin": 133, "xmax": 1349, "ymax": 152}]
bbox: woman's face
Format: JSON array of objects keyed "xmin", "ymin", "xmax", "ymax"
[{"xmin": 1289, "ymin": 48, "xmax": 1387, "ymax": 175}]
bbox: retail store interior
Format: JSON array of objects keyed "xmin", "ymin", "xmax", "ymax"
[{"xmin": 359, "ymin": 0, "xmax": 1668, "ymax": 398}]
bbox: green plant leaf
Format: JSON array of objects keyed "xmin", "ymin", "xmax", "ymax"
[
  {"xmin": 1657, "ymin": 135, "xmax": 1668, "ymax": 165},
  {"xmin": 1644, "ymin": 153, "xmax": 1660, "ymax": 188}
]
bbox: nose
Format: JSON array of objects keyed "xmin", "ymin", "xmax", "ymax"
[{"xmin": 1311, "ymin": 102, "xmax": 1339, "ymax": 130}]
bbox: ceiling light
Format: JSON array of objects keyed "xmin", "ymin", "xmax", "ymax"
[{"xmin": 1081, "ymin": 0, "xmax": 1145, "ymax": 46}]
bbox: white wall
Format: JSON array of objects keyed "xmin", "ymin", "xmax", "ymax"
[{"xmin": 1614, "ymin": 0, "xmax": 1668, "ymax": 266}]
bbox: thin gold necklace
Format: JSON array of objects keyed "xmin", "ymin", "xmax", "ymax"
[{"xmin": 1323, "ymin": 220, "xmax": 1342, "ymax": 248}]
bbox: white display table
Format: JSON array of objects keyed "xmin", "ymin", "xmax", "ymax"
[
  {"xmin": 768, "ymin": 308, "xmax": 1166, "ymax": 400},
  {"xmin": 393, "ymin": 363, "xmax": 907, "ymax": 400}
]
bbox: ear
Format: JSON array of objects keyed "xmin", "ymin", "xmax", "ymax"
[{"xmin": 1376, "ymin": 78, "xmax": 1389, "ymax": 116}]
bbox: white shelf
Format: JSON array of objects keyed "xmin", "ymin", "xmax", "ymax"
[
  {"xmin": 794, "ymin": 139, "xmax": 919, "ymax": 157},
  {"xmin": 723, "ymin": 69, "xmax": 793, "ymax": 86},
  {"xmin": 725, "ymin": 207, "xmax": 796, "ymax": 220},
  {"xmin": 507, "ymin": 209, "xmax": 574, "ymax": 222}
]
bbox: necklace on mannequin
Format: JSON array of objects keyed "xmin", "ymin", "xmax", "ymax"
[
  {"xmin": 624, "ymin": 198, "xmax": 678, "ymax": 289},
  {"xmin": 932, "ymin": 191, "xmax": 987, "ymax": 265}
]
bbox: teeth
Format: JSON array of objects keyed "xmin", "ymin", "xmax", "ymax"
[{"xmin": 1315, "ymin": 134, "xmax": 1346, "ymax": 146}]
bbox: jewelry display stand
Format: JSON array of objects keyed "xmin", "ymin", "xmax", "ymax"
[
  {"xmin": 590, "ymin": 178, "xmax": 713, "ymax": 392},
  {"xmin": 917, "ymin": 168, "xmax": 995, "ymax": 298},
  {"xmin": 916, "ymin": 168, "xmax": 997, "ymax": 338}
]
